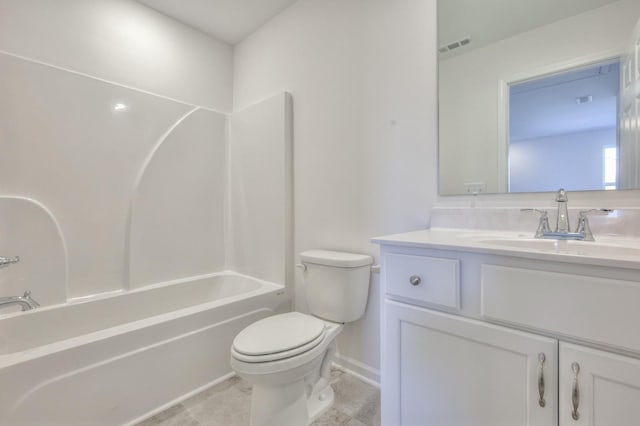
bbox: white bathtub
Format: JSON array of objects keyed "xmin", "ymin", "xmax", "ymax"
[{"xmin": 0, "ymin": 272, "xmax": 287, "ymax": 425}]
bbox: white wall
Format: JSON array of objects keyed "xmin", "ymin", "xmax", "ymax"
[
  {"xmin": 439, "ymin": 0, "xmax": 640, "ymax": 195},
  {"xmin": 510, "ymin": 127, "xmax": 616, "ymax": 193},
  {"xmin": 0, "ymin": 0, "xmax": 233, "ymax": 112},
  {"xmin": 233, "ymin": 0, "xmax": 437, "ymax": 381}
]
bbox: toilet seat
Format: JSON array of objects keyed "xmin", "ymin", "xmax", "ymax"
[{"xmin": 232, "ymin": 312, "xmax": 327, "ymax": 363}]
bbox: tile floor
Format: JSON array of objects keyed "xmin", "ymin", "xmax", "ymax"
[{"xmin": 137, "ymin": 368, "xmax": 380, "ymax": 426}]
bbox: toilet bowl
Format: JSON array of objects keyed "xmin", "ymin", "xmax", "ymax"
[
  {"xmin": 231, "ymin": 312, "xmax": 343, "ymax": 425},
  {"xmin": 230, "ymin": 250, "xmax": 372, "ymax": 426}
]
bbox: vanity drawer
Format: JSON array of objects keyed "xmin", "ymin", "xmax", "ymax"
[
  {"xmin": 385, "ymin": 253, "xmax": 460, "ymax": 309},
  {"xmin": 481, "ymin": 264, "xmax": 640, "ymax": 353}
]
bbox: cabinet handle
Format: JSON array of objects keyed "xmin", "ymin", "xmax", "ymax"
[
  {"xmin": 409, "ymin": 275, "xmax": 421, "ymax": 286},
  {"xmin": 537, "ymin": 352, "xmax": 546, "ymax": 407},
  {"xmin": 571, "ymin": 362, "xmax": 580, "ymax": 421}
]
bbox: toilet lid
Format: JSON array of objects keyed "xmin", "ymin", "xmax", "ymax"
[{"xmin": 232, "ymin": 312, "xmax": 326, "ymax": 357}]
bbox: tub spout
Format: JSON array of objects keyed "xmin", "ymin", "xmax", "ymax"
[{"xmin": 0, "ymin": 291, "xmax": 40, "ymax": 311}]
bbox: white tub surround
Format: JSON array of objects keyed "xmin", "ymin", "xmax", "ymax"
[
  {"xmin": 374, "ymin": 208, "xmax": 640, "ymax": 425},
  {"xmin": 0, "ymin": 273, "xmax": 287, "ymax": 426},
  {"xmin": 0, "ymin": 46, "xmax": 294, "ymax": 424}
]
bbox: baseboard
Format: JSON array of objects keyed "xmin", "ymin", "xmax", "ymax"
[{"xmin": 333, "ymin": 353, "xmax": 380, "ymax": 388}]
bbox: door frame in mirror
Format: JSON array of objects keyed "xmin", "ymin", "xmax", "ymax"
[{"xmin": 496, "ymin": 49, "xmax": 621, "ymax": 193}]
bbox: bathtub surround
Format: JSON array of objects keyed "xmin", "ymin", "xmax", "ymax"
[
  {"xmin": 0, "ymin": 197, "xmax": 67, "ymax": 308},
  {"xmin": 227, "ymin": 95, "xmax": 294, "ymax": 288},
  {"xmin": 0, "ymin": 0, "xmax": 233, "ymax": 111},
  {"xmin": 0, "ymin": 49, "xmax": 292, "ymax": 302},
  {"xmin": 128, "ymin": 109, "xmax": 227, "ymax": 288}
]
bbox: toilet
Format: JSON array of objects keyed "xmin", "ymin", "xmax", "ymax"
[{"xmin": 230, "ymin": 249, "xmax": 373, "ymax": 426}]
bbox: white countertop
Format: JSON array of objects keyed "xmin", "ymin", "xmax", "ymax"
[{"xmin": 372, "ymin": 228, "xmax": 640, "ymax": 271}]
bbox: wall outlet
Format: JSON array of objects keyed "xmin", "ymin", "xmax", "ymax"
[{"xmin": 463, "ymin": 182, "xmax": 487, "ymax": 194}]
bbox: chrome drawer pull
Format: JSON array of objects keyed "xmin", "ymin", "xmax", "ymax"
[
  {"xmin": 538, "ymin": 352, "xmax": 546, "ymax": 407},
  {"xmin": 571, "ymin": 362, "xmax": 580, "ymax": 421},
  {"xmin": 409, "ymin": 275, "xmax": 421, "ymax": 286}
]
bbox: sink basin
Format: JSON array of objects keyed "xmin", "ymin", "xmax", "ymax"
[{"xmin": 479, "ymin": 238, "xmax": 640, "ymax": 259}]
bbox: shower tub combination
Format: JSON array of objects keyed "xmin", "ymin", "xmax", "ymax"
[{"xmin": 0, "ymin": 272, "xmax": 286, "ymax": 425}]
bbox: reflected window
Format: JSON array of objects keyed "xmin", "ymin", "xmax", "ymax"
[{"xmin": 603, "ymin": 145, "xmax": 618, "ymax": 190}]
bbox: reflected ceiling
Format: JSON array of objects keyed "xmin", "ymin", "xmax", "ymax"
[{"xmin": 438, "ymin": 0, "xmax": 620, "ymax": 57}]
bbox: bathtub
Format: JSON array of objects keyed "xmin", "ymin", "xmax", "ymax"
[{"xmin": 0, "ymin": 272, "xmax": 287, "ymax": 425}]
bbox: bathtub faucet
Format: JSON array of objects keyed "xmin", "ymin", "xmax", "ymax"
[
  {"xmin": 0, "ymin": 291, "xmax": 40, "ymax": 311},
  {"xmin": 0, "ymin": 255, "xmax": 20, "ymax": 268}
]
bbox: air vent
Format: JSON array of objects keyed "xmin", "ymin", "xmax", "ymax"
[
  {"xmin": 575, "ymin": 95, "xmax": 593, "ymax": 104},
  {"xmin": 438, "ymin": 37, "xmax": 471, "ymax": 53}
]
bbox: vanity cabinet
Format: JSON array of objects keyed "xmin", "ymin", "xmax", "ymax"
[
  {"xmin": 559, "ymin": 343, "xmax": 640, "ymax": 426},
  {"xmin": 384, "ymin": 300, "xmax": 557, "ymax": 426},
  {"xmin": 376, "ymin": 240, "xmax": 640, "ymax": 426}
]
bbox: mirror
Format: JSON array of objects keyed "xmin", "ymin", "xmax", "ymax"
[{"xmin": 438, "ymin": 0, "xmax": 640, "ymax": 195}]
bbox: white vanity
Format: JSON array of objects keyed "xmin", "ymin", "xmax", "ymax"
[{"xmin": 374, "ymin": 219, "xmax": 640, "ymax": 426}]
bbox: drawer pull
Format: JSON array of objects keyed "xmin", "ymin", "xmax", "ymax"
[
  {"xmin": 571, "ymin": 362, "xmax": 580, "ymax": 421},
  {"xmin": 409, "ymin": 275, "xmax": 422, "ymax": 286},
  {"xmin": 538, "ymin": 352, "xmax": 546, "ymax": 407}
]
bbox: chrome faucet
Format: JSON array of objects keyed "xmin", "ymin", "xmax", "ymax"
[
  {"xmin": 521, "ymin": 189, "xmax": 612, "ymax": 241},
  {"xmin": 554, "ymin": 188, "xmax": 570, "ymax": 233},
  {"xmin": 0, "ymin": 291, "xmax": 40, "ymax": 311},
  {"xmin": 0, "ymin": 255, "xmax": 20, "ymax": 268},
  {"xmin": 575, "ymin": 209, "xmax": 613, "ymax": 241}
]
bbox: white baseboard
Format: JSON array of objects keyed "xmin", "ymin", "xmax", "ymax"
[{"xmin": 333, "ymin": 353, "xmax": 380, "ymax": 388}]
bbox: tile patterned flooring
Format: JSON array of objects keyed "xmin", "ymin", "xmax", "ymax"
[{"xmin": 137, "ymin": 368, "xmax": 380, "ymax": 426}]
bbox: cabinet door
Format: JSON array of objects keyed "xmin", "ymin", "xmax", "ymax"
[
  {"xmin": 382, "ymin": 300, "xmax": 558, "ymax": 426},
  {"xmin": 559, "ymin": 343, "xmax": 640, "ymax": 426}
]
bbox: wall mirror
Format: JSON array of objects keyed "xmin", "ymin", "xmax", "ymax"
[{"xmin": 437, "ymin": 0, "xmax": 640, "ymax": 195}]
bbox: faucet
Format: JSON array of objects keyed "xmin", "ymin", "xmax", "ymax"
[
  {"xmin": 0, "ymin": 255, "xmax": 20, "ymax": 268},
  {"xmin": 554, "ymin": 188, "xmax": 570, "ymax": 233},
  {"xmin": 0, "ymin": 291, "xmax": 40, "ymax": 311},
  {"xmin": 521, "ymin": 189, "xmax": 612, "ymax": 241}
]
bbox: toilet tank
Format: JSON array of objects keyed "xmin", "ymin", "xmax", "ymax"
[{"xmin": 300, "ymin": 250, "xmax": 373, "ymax": 323}]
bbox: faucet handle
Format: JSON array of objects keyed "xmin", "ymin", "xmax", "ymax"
[
  {"xmin": 0, "ymin": 256, "xmax": 20, "ymax": 268},
  {"xmin": 22, "ymin": 291, "xmax": 40, "ymax": 308},
  {"xmin": 521, "ymin": 209, "xmax": 551, "ymax": 238},
  {"xmin": 575, "ymin": 209, "xmax": 613, "ymax": 241}
]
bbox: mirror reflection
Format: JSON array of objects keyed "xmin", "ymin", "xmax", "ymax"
[{"xmin": 438, "ymin": 0, "xmax": 640, "ymax": 195}]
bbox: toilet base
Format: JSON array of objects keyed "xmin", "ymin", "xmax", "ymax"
[
  {"xmin": 250, "ymin": 380, "xmax": 308, "ymax": 426},
  {"xmin": 249, "ymin": 379, "xmax": 335, "ymax": 426},
  {"xmin": 307, "ymin": 381, "xmax": 335, "ymax": 423}
]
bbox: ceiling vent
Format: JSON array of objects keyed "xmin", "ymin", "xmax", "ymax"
[
  {"xmin": 575, "ymin": 95, "xmax": 593, "ymax": 104},
  {"xmin": 438, "ymin": 37, "xmax": 471, "ymax": 53}
]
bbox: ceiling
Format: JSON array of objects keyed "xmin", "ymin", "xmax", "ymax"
[
  {"xmin": 510, "ymin": 60, "xmax": 620, "ymax": 141},
  {"xmin": 438, "ymin": 0, "xmax": 621, "ymax": 56},
  {"xmin": 135, "ymin": 0, "xmax": 299, "ymax": 44},
  {"xmin": 136, "ymin": 0, "xmax": 622, "ymax": 49}
]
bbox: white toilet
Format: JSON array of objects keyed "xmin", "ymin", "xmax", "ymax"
[{"xmin": 230, "ymin": 249, "xmax": 373, "ymax": 426}]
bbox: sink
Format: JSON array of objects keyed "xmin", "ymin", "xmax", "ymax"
[{"xmin": 479, "ymin": 238, "xmax": 640, "ymax": 259}]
